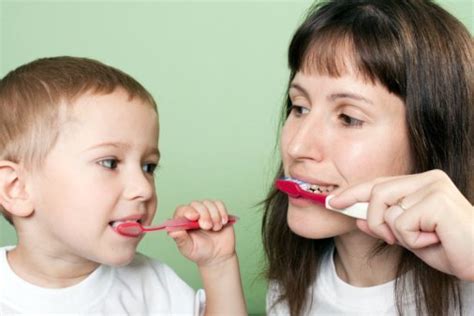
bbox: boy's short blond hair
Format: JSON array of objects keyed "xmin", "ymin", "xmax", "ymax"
[{"xmin": 0, "ymin": 56, "xmax": 158, "ymax": 224}]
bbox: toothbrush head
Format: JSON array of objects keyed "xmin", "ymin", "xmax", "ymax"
[
  {"xmin": 275, "ymin": 176, "xmax": 327, "ymax": 205},
  {"xmin": 114, "ymin": 222, "xmax": 144, "ymax": 237},
  {"xmin": 275, "ymin": 177, "xmax": 370, "ymax": 220}
]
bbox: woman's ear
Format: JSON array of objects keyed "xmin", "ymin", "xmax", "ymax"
[{"xmin": 0, "ymin": 160, "xmax": 34, "ymax": 218}]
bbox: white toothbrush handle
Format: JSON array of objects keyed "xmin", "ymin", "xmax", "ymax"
[{"xmin": 325, "ymin": 195, "xmax": 368, "ymax": 220}]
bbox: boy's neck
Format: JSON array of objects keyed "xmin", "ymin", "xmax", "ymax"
[
  {"xmin": 6, "ymin": 244, "xmax": 100, "ymax": 288},
  {"xmin": 333, "ymin": 232, "xmax": 402, "ymax": 287}
]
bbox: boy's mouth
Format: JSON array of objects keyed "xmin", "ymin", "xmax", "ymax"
[{"xmin": 109, "ymin": 219, "xmax": 142, "ymax": 228}]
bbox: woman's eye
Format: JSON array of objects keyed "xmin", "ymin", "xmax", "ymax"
[
  {"xmin": 339, "ymin": 114, "xmax": 364, "ymax": 127},
  {"xmin": 290, "ymin": 105, "xmax": 309, "ymax": 117},
  {"xmin": 98, "ymin": 158, "xmax": 119, "ymax": 169},
  {"xmin": 143, "ymin": 163, "xmax": 158, "ymax": 174}
]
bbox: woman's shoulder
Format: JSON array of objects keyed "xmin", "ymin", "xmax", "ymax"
[{"xmin": 461, "ymin": 281, "xmax": 474, "ymax": 312}]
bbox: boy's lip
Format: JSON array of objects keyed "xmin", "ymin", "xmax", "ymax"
[{"xmin": 109, "ymin": 214, "xmax": 146, "ymax": 224}]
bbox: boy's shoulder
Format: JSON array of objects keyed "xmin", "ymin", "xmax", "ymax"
[
  {"xmin": 119, "ymin": 252, "xmax": 178, "ymax": 276},
  {"xmin": 0, "ymin": 248, "xmax": 199, "ymax": 314},
  {"xmin": 113, "ymin": 252, "xmax": 194, "ymax": 294}
]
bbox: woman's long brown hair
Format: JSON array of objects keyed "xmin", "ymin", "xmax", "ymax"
[{"xmin": 262, "ymin": 1, "xmax": 473, "ymax": 315}]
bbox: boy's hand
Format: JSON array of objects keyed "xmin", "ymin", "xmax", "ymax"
[{"xmin": 168, "ymin": 200, "xmax": 236, "ymax": 267}]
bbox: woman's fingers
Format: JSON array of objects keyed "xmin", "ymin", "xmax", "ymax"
[
  {"xmin": 330, "ymin": 171, "xmax": 452, "ymax": 245},
  {"xmin": 330, "ymin": 170, "xmax": 448, "ymax": 209},
  {"xmin": 383, "ymin": 201, "xmax": 440, "ymax": 249}
]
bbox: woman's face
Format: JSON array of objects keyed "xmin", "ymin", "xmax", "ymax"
[{"xmin": 280, "ymin": 68, "xmax": 413, "ymax": 239}]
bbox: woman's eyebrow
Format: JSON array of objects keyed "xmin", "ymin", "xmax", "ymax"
[
  {"xmin": 289, "ymin": 83, "xmax": 311, "ymax": 100},
  {"xmin": 290, "ymin": 83, "xmax": 373, "ymax": 106},
  {"xmin": 328, "ymin": 92, "xmax": 374, "ymax": 105}
]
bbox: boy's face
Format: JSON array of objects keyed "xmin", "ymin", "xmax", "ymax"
[{"xmin": 26, "ymin": 89, "xmax": 159, "ymax": 266}]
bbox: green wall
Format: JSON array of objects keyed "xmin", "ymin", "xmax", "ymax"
[{"xmin": 0, "ymin": 1, "xmax": 471, "ymax": 314}]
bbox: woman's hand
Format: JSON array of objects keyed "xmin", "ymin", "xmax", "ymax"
[
  {"xmin": 330, "ymin": 170, "xmax": 474, "ymax": 281},
  {"xmin": 169, "ymin": 199, "xmax": 236, "ymax": 267}
]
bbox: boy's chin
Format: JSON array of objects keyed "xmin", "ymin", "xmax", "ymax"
[
  {"xmin": 105, "ymin": 255, "xmax": 135, "ymax": 267},
  {"xmin": 100, "ymin": 249, "xmax": 137, "ymax": 267}
]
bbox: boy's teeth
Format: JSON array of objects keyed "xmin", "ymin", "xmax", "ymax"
[{"xmin": 110, "ymin": 219, "xmax": 139, "ymax": 228}]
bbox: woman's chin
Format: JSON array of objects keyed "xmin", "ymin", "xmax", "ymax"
[{"xmin": 287, "ymin": 204, "xmax": 356, "ymax": 239}]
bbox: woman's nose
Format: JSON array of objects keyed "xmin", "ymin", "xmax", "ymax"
[{"xmin": 285, "ymin": 115, "xmax": 327, "ymax": 162}]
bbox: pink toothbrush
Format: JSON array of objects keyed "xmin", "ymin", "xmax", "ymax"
[
  {"xmin": 275, "ymin": 177, "xmax": 368, "ymax": 219},
  {"xmin": 114, "ymin": 215, "xmax": 238, "ymax": 237}
]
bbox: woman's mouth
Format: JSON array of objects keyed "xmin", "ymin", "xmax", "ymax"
[{"xmin": 283, "ymin": 176, "xmax": 338, "ymax": 195}]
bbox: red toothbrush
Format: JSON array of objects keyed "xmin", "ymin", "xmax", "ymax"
[
  {"xmin": 275, "ymin": 177, "xmax": 368, "ymax": 219},
  {"xmin": 276, "ymin": 177, "xmax": 440, "ymax": 245},
  {"xmin": 114, "ymin": 215, "xmax": 238, "ymax": 237}
]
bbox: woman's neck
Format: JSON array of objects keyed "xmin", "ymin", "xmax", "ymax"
[{"xmin": 333, "ymin": 231, "xmax": 402, "ymax": 287}]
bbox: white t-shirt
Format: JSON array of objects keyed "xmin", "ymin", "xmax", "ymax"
[
  {"xmin": 267, "ymin": 247, "xmax": 474, "ymax": 315},
  {"xmin": 0, "ymin": 246, "xmax": 205, "ymax": 315}
]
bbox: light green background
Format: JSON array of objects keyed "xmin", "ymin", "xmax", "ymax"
[{"xmin": 0, "ymin": 0, "xmax": 472, "ymax": 314}]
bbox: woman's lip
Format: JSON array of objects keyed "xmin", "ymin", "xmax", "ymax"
[
  {"xmin": 288, "ymin": 196, "xmax": 323, "ymax": 208},
  {"xmin": 287, "ymin": 173, "xmax": 337, "ymax": 187}
]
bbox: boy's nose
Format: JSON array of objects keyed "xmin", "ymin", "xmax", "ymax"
[
  {"xmin": 286, "ymin": 116, "xmax": 326, "ymax": 162},
  {"xmin": 123, "ymin": 169, "xmax": 155, "ymax": 201}
]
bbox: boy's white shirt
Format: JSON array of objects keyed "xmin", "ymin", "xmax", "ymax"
[
  {"xmin": 0, "ymin": 246, "xmax": 205, "ymax": 315},
  {"xmin": 267, "ymin": 245, "xmax": 474, "ymax": 315}
]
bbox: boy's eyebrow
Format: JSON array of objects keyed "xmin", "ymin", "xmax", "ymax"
[
  {"xmin": 290, "ymin": 83, "xmax": 373, "ymax": 105},
  {"xmin": 83, "ymin": 142, "xmax": 160, "ymax": 158}
]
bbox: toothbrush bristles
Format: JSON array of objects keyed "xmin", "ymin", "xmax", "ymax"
[{"xmin": 281, "ymin": 176, "xmax": 311, "ymax": 191}]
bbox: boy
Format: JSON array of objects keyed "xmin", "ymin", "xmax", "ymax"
[{"xmin": 0, "ymin": 56, "xmax": 246, "ymax": 315}]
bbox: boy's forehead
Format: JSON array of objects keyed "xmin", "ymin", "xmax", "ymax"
[
  {"xmin": 58, "ymin": 90, "xmax": 159, "ymax": 150},
  {"xmin": 66, "ymin": 90, "xmax": 157, "ymax": 121}
]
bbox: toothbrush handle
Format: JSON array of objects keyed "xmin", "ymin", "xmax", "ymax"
[{"xmin": 325, "ymin": 195, "xmax": 368, "ymax": 220}]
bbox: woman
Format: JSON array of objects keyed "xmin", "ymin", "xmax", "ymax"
[{"xmin": 262, "ymin": 1, "xmax": 473, "ymax": 315}]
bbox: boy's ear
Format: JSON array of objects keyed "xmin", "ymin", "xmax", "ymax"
[{"xmin": 0, "ymin": 160, "xmax": 34, "ymax": 218}]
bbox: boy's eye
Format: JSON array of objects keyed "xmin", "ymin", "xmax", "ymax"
[
  {"xmin": 289, "ymin": 105, "xmax": 309, "ymax": 117},
  {"xmin": 98, "ymin": 158, "xmax": 119, "ymax": 169},
  {"xmin": 143, "ymin": 163, "xmax": 158, "ymax": 174},
  {"xmin": 339, "ymin": 114, "xmax": 364, "ymax": 127}
]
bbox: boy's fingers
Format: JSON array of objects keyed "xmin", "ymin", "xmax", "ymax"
[
  {"xmin": 214, "ymin": 200, "xmax": 228, "ymax": 225},
  {"xmin": 190, "ymin": 201, "xmax": 212, "ymax": 229},
  {"xmin": 174, "ymin": 205, "xmax": 200, "ymax": 221},
  {"xmin": 168, "ymin": 230, "xmax": 192, "ymax": 250},
  {"xmin": 202, "ymin": 200, "xmax": 223, "ymax": 231}
]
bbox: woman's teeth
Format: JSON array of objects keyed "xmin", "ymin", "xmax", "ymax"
[
  {"xmin": 299, "ymin": 182, "xmax": 336, "ymax": 194},
  {"xmin": 284, "ymin": 176, "xmax": 337, "ymax": 194}
]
